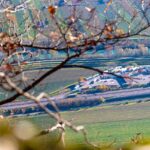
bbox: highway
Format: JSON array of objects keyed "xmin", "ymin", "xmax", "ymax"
[{"xmin": 1, "ymin": 87, "xmax": 150, "ymax": 111}]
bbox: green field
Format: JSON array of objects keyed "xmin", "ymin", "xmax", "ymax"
[
  {"xmin": 65, "ymin": 119, "xmax": 150, "ymax": 145},
  {"xmin": 12, "ymin": 101, "xmax": 150, "ymax": 145}
]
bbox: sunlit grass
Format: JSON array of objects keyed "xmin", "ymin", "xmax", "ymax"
[{"xmin": 13, "ymin": 114, "xmax": 150, "ymax": 145}]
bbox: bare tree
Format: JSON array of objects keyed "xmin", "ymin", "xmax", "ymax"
[{"xmin": 0, "ymin": 0, "xmax": 150, "ymax": 148}]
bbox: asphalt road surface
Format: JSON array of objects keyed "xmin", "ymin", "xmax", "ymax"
[{"xmin": 1, "ymin": 87, "xmax": 150, "ymax": 111}]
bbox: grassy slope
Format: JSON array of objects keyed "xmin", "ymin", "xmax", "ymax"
[
  {"xmin": 66, "ymin": 119, "xmax": 150, "ymax": 144},
  {"xmin": 13, "ymin": 101, "xmax": 150, "ymax": 145}
]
